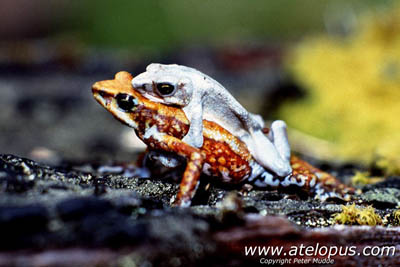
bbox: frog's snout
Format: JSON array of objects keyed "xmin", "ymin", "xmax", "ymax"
[
  {"xmin": 131, "ymin": 75, "xmax": 154, "ymax": 91},
  {"xmin": 92, "ymin": 85, "xmax": 113, "ymax": 108}
]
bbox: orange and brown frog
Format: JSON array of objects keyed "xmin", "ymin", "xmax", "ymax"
[{"xmin": 92, "ymin": 71, "xmax": 354, "ymax": 207}]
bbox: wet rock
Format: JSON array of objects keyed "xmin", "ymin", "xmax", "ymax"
[
  {"xmin": 0, "ymin": 249, "xmax": 120, "ymax": 267},
  {"xmin": 0, "ymin": 155, "xmax": 36, "ymax": 193},
  {"xmin": 77, "ymin": 212, "xmax": 148, "ymax": 248},
  {"xmin": 56, "ymin": 197, "xmax": 114, "ymax": 221},
  {"xmin": 0, "ymin": 205, "xmax": 49, "ymax": 250},
  {"xmin": 0, "ymin": 205, "xmax": 48, "ymax": 231},
  {"xmin": 363, "ymin": 176, "xmax": 400, "ymax": 190},
  {"xmin": 120, "ymin": 212, "xmax": 216, "ymax": 267},
  {"xmin": 1, "ymin": 153, "xmax": 399, "ymax": 266},
  {"xmin": 361, "ymin": 188, "xmax": 400, "ymax": 208}
]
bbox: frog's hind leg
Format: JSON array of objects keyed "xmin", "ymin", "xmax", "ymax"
[
  {"xmin": 144, "ymin": 132, "xmax": 205, "ymax": 207},
  {"xmin": 164, "ymin": 137, "xmax": 204, "ymax": 207},
  {"xmin": 252, "ymin": 156, "xmax": 355, "ymax": 201},
  {"xmin": 289, "ymin": 156, "xmax": 356, "ymax": 201}
]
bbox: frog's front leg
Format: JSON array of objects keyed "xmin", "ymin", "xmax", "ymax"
[
  {"xmin": 181, "ymin": 98, "xmax": 204, "ymax": 148},
  {"xmin": 143, "ymin": 126, "xmax": 204, "ymax": 207}
]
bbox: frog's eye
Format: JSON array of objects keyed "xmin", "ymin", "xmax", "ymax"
[
  {"xmin": 116, "ymin": 93, "xmax": 137, "ymax": 112},
  {"xmin": 156, "ymin": 83, "xmax": 176, "ymax": 96}
]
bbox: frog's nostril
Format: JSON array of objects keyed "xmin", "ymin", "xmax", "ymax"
[{"xmin": 132, "ymin": 76, "xmax": 152, "ymax": 90}]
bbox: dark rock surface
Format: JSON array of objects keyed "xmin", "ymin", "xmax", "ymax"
[
  {"xmin": 361, "ymin": 188, "xmax": 400, "ymax": 208},
  {"xmin": 1, "ymin": 153, "xmax": 400, "ymax": 266}
]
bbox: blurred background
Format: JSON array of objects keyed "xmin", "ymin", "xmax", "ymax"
[{"xmin": 1, "ymin": 0, "xmax": 399, "ymax": 174}]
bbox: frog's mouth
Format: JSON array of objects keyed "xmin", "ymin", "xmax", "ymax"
[
  {"xmin": 92, "ymin": 88, "xmax": 114, "ymax": 108},
  {"xmin": 92, "ymin": 83, "xmax": 115, "ymax": 108}
]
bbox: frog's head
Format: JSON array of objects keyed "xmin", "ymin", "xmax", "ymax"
[
  {"xmin": 131, "ymin": 63, "xmax": 210, "ymax": 106},
  {"xmin": 92, "ymin": 71, "xmax": 143, "ymax": 129},
  {"xmin": 93, "ymin": 71, "xmax": 190, "ymax": 130}
]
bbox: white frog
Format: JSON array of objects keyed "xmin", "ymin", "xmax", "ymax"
[{"xmin": 131, "ymin": 63, "xmax": 292, "ymax": 177}]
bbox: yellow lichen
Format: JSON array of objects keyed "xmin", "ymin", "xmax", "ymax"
[
  {"xmin": 376, "ymin": 157, "xmax": 400, "ymax": 175},
  {"xmin": 333, "ymin": 204, "xmax": 358, "ymax": 225},
  {"xmin": 280, "ymin": 4, "xmax": 400, "ymax": 174},
  {"xmin": 333, "ymin": 204, "xmax": 382, "ymax": 226},
  {"xmin": 392, "ymin": 209, "xmax": 400, "ymax": 225},
  {"xmin": 357, "ymin": 206, "xmax": 382, "ymax": 226},
  {"xmin": 350, "ymin": 171, "xmax": 384, "ymax": 186}
]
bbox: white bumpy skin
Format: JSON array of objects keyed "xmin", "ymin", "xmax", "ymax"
[{"xmin": 131, "ymin": 63, "xmax": 292, "ymax": 177}]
